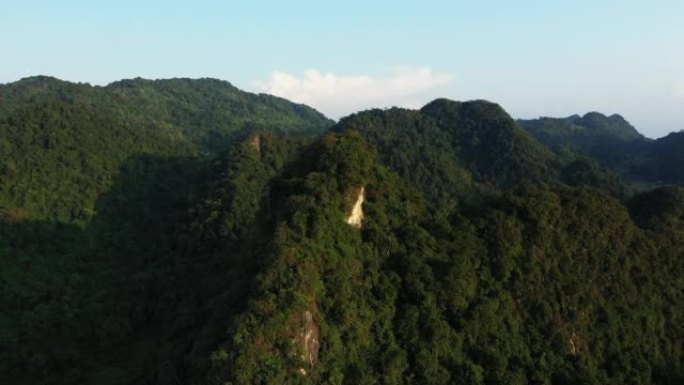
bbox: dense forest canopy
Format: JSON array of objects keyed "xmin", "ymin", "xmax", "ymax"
[
  {"xmin": 519, "ymin": 113, "xmax": 684, "ymax": 185},
  {"xmin": 0, "ymin": 76, "xmax": 331, "ymax": 223},
  {"xmin": 1, "ymin": 77, "xmax": 683, "ymax": 385}
]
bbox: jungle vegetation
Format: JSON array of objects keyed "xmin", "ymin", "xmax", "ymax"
[{"xmin": 1, "ymin": 77, "xmax": 683, "ymax": 385}]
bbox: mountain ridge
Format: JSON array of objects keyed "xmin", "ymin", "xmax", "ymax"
[
  {"xmin": 519, "ymin": 112, "xmax": 684, "ymax": 185},
  {"xmin": 0, "ymin": 76, "xmax": 332, "ymax": 222},
  {"xmin": 1, "ymin": 76, "xmax": 683, "ymax": 385}
]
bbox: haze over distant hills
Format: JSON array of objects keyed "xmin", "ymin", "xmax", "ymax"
[{"xmin": 1, "ymin": 77, "xmax": 683, "ymax": 385}]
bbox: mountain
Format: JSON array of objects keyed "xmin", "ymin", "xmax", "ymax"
[
  {"xmin": 0, "ymin": 76, "xmax": 332, "ymax": 222},
  {"xmin": 518, "ymin": 112, "xmax": 647, "ymax": 171},
  {"xmin": 634, "ymin": 131, "xmax": 684, "ymax": 184},
  {"xmin": 519, "ymin": 112, "xmax": 644, "ymax": 144},
  {"xmin": 1, "ymin": 77, "xmax": 683, "ymax": 385},
  {"xmin": 196, "ymin": 133, "xmax": 684, "ymax": 385},
  {"xmin": 334, "ymin": 99, "xmax": 627, "ymax": 204},
  {"xmin": 519, "ymin": 113, "xmax": 684, "ymax": 185}
]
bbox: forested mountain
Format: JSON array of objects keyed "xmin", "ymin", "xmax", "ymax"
[
  {"xmin": 635, "ymin": 131, "xmax": 684, "ymax": 184},
  {"xmin": 0, "ymin": 76, "xmax": 331, "ymax": 222},
  {"xmin": 519, "ymin": 112, "xmax": 644, "ymax": 146},
  {"xmin": 334, "ymin": 100, "xmax": 626, "ymax": 202},
  {"xmin": 1, "ymin": 77, "xmax": 683, "ymax": 385},
  {"xmin": 519, "ymin": 113, "xmax": 684, "ymax": 185}
]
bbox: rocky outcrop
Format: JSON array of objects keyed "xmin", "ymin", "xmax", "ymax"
[
  {"xmin": 251, "ymin": 134, "xmax": 261, "ymax": 156},
  {"xmin": 346, "ymin": 187, "xmax": 365, "ymax": 228},
  {"xmin": 294, "ymin": 310, "xmax": 319, "ymax": 375}
]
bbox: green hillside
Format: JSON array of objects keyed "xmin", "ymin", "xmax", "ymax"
[
  {"xmin": 1, "ymin": 78, "xmax": 683, "ymax": 385},
  {"xmin": 0, "ymin": 76, "xmax": 331, "ymax": 223},
  {"xmin": 519, "ymin": 113, "xmax": 684, "ymax": 185},
  {"xmin": 334, "ymin": 99, "xmax": 626, "ymax": 204}
]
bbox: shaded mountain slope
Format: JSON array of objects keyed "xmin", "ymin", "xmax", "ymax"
[
  {"xmin": 518, "ymin": 112, "xmax": 646, "ymax": 168},
  {"xmin": 634, "ymin": 131, "xmax": 684, "ymax": 184},
  {"xmin": 519, "ymin": 112, "xmax": 644, "ymax": 146},
  {"xmin": 519, "ymin": 113, "xmax": 684, "ymax": 185}
]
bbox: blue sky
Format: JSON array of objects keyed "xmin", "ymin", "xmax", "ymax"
[{"xmin": 1, "ymin": 0, "xmax": 683, "ymax": 137}]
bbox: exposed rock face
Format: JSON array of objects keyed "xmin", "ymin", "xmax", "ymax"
[
  {"xmin": 569, "ymin": 331, "xmax": 587, "ymax": 356},
  {"xmin": 346, "ymin": 187, "xmax": 365, "ymax": 228},
  {"xmin": 569, "ymin": 336, "xmax": 577, "ymax": 355},
  {"xmin": 295, "ymin": 310, "xmax": 319, "ymax": 375},
  {"xmin": 251, "ymin": 134, "xmax": 261, "ymax": 155}
]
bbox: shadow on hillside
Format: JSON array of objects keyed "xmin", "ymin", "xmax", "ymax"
[{"xmin": 1, "ymin": 152, "xmax": 262, "ymax": 385}]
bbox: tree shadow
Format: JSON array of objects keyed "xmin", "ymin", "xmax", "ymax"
[{"xmin": 1, "ymin": 150, "xmax": 264, "ymax": 384}]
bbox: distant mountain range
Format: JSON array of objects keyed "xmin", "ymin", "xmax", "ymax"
[
  {"xmin": 1, "ymin": 77, "xmax": 683, "ymax": 385},
  {"xmin": 519, "ymin": 112, "xmax": 684, "ymax": 185}
]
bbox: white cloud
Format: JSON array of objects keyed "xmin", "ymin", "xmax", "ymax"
[{"xmin": 253, "ymin": 66, "xmax": 454, "ymax": 119}]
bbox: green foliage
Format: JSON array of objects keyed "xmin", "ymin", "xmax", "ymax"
[
  {"xmin": 333, "ymin": 99, "xmax": 566, "ymax": 211},
  {"xmin": 0, "ymin": 76, "xmax": 331, "ymax": 222},
  {"xmin": 520, "ymin": 113, "xmax": 684, "ymax": 185},
  {"xmin": 520, "ymin": 112, "xmax": 644, "ymax": 145},
  {"xmin": 1, "ymin": 78, "xmax": 683, "ymax": 385},
  {"xmin": 640, "ymin": 132, "xmax": 684, "ymax": 183},
  {"xmin": 198, "ymin": 134, "xmax": 684, "ymax": 385},
  {"xmin": 560, "ymin": 157, "xmax": 628, "ymax": 198}
]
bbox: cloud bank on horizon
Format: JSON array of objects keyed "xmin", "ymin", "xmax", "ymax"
[{"xmin": 254, "ymin": 67, "xmax": 454, "ymax": 119}]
